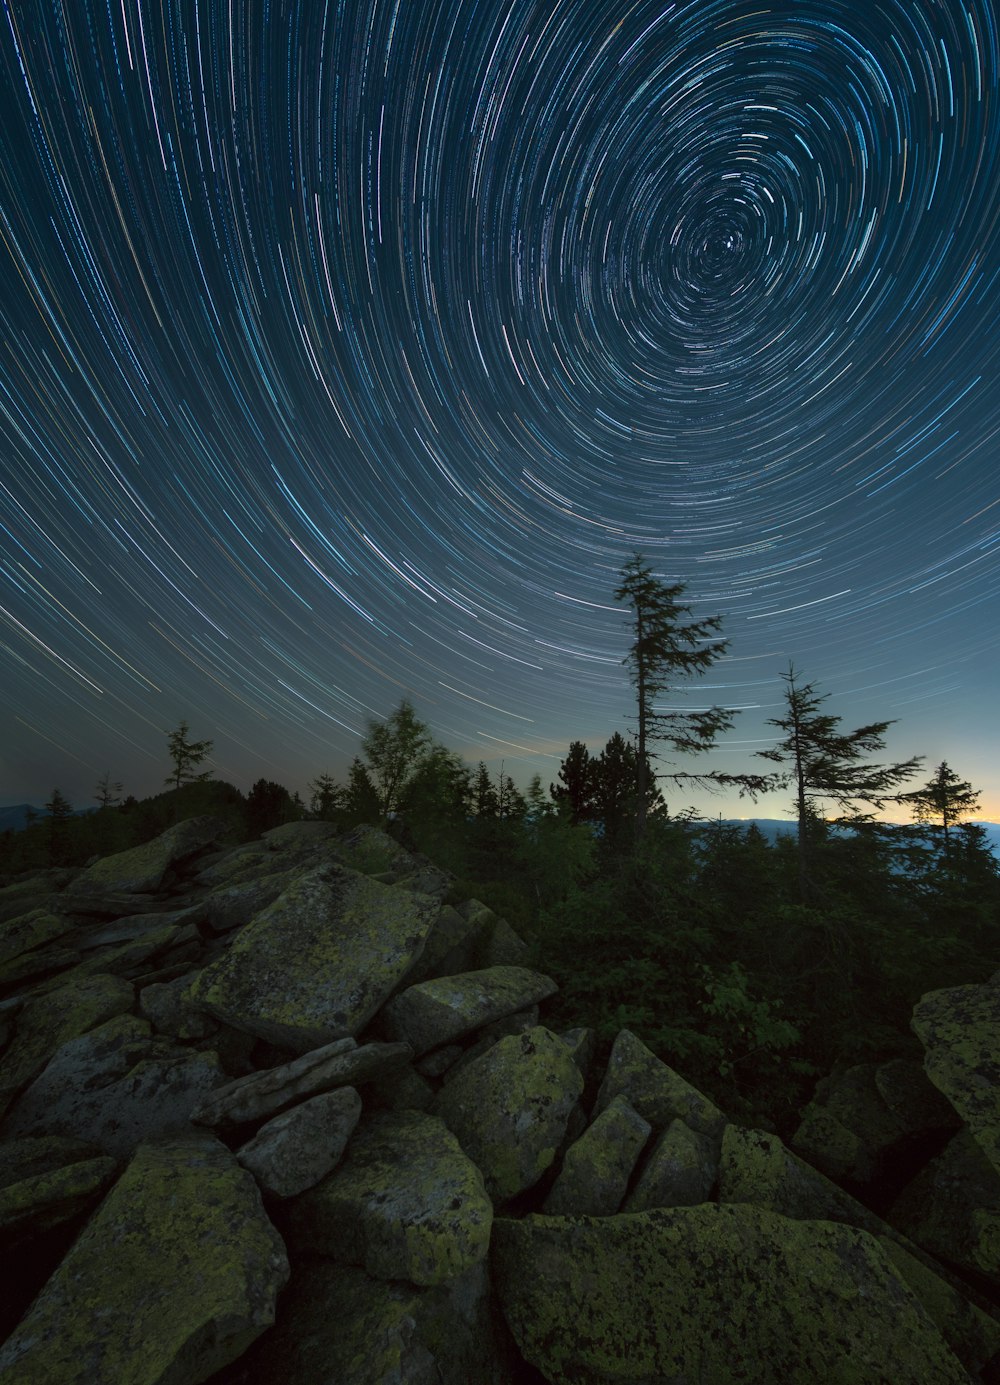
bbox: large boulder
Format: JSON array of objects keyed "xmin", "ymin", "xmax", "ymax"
[
  {"xmin": 0, "ymin": 1136, "xmax": 289, "ymax": 1384},
  {"xmin": 287, "ymin": 1109, "xmax": 492, "ymax": 1286},
  {"xmin": 379, "ymin": 965, "xmax": 557, "ymax": 1055},
  {"xmin": 72, "ymin": 816, "xmax": 223, "ymax": 894},
  {"xmin": 432, "ymin": 1026, "xmax": 583, "ymax": 1202},
  {"xmin": 187, "ymin": 864, "xmax": 439, "ymax": 1052},
  {"xmin": 1, "ymin": 1014, "xmax": 227, "ymax": 1157},
  {"xmin": 791, "ymin": 1063, "xmax": 914, "ymax": 1185},
  {"xmin": 593, "ymin": 1028, "xmax": 727, "ymax": 1141},
  {"xmin": 0, "ymin": 1135, "xmax": 116, "ymax": 1241},
  {"xmin": 491, "ymin": 1205, "xmax": 970, "ymax": 1384},
  {"xmin": 0, "ymin": 910, "xmax": 72, "ymax": 969},
  {"xmin": 543, "ymin": 1094, "xmax": 651, "ymax": 1216},
  {"xmin": 0, "ymin": 973, "xmax": 133, "ymax": 1118},
  {"xmin": 913, "ymin": 975, "xmax": 1000, "ymax": 1176},
  {"xmin": 889, "ymin": 1129, "xmax": 1000, "ymax": 1287}
]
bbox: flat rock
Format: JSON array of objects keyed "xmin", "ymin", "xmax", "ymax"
[
  {"xmin": 491, "ymin": 1205, "xmax": 969, "ymax": 1384},
  {"xmin": 287, "ymin": 1109, "xmax": 492, "ymax": 1286},
  {"xmin": 187, "ymin": 864, "xmax": 438, "ymax": 1052},
  {"xmin": 432, "ymin": 1026, "xmax": 583, "ymax": 1202},
  {"xmin": 0, "ymin": 1135, "xmax": 289, "ymax": 1384},
  {"xmin": 190, "ymin": 1037, "xmax": 411, "ymax": 1127},
  {"xmin": 624, "ymin": 1117, "xmax": 719, "ymax": 1211},
  {"xmin": 0, "ymin": 972, "xmax": 133, "ymax": 1119},
  {"xmin": 2, "ymin": 1013, "xmax": 227, "ymax": 1157},
  {"xmin": 913, "ymin": 976, "xmax": 1000, "ymax": 1176},
  {"xmin": 200, "ymin": 869, "xmax": 297, "ymax": 933},
  {"xmin": 594, "ymin": 1028, "xmax": 727, "ymax": 1141},
  {"xmin": 236, "ymin": 1087, "xmax": 362, "ymax": 1197},
  {"xmin": 0, "ymin": 1154, "xmax": 117, "ymax": 1240},
  {"xmin": 544, "ymin": 1094, "xmax": 651, "ymax": 1216},
  {"xmin": 380, "ymin": 965, "xmax": 557, "ymax": 1055}
]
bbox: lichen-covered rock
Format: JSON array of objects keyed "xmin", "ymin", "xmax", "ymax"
[
  {"xmin": 287, "ymin": 1109, "xmax": 492, "ymax": 1286},
  {"xmin": 593, "ymin": 1028, "xmax": 727, "ymax": 1141},
  {"xmin": 432, "ymin": 1026, "xmax": 583, "ymax": 1202},
  {"xmin": 402, "ymin": 903, "xmax": 488, "ymax": 985},
  {"xmin": 874, "ymin": 1057, "xmax": 962, "ymax": 1135},
  {"xmin": 226, "ymin": 1259, "xmax": 514, "ymax": 1385},
  {"xmin": 0, "ymin": 1136, "xmax": 289, "ymax": 1384},
  {"xmin": 791, "ymin": 1062, "xmax": 930, "ymax": 1186},
  {"xmin": 138, "ymin": 970, "xmax": 217, "ymax": 1040},
  {"xmin": 559, "ymin": 1027, "xmax": 597, "ymax": 1081},
  {"xmin": 72, "ymin": 815, "xmax": 223, "ymax": 894},
  {"xmin": 187, "ymin": 864, "xmax": 438, "ymax": 1052},
  {"xmin": 479, "ymin": 917, "xmax": 528, "ymax": 968},
  {"xmin": 0, "ymin": 972, "xmax": 133, "ymax": 1119},
  {"xmin": 0, "ymin": 1154, "xmax": 117, "ymax": 1239},
  {"xmin": 888, "ymin": 1129, "xmax": 1000, "ymax": 1287},
  {"xmin": 200, "ymin": 869, "xmax": 297, "ymax": 934},
  {"xmin": 190, "ymin": 1037, "xmax": 411, "ymax": 1127},
  {"xmin": 236, "ymin": 1087, "xmax": 362, "ymax": 1197},
  {"xmin": 878, "ymin": 1236, "xmax": 1000, "ymax": 1377},
  {"xmin": 913, "ymin": 976, "xmax": 1000, "ymax": 1176},
  {"xmin": 544, "ymin": 1094, "xmax": 650, "ymax": 1216},
  {"xmin": 1, "ymin": 1013, "xmax": 227, "ymax": 1157},
  {"xmin": 380, "ymin": 965, "xmax": 557, "ymax": 1055},
  {"xmin": 719, "ymin": 1124, "xmax": 886, "ymax": 1236},
  {"xmin": 0, "ymin": 909, "xmax": 72, "ymax": 968},
  {"xmin": 624, "ymin": 1117, "xmax": 719, "ymax": 1211},
  {"xmin": 491, "ymin": 1205, "xmax": 970, "ymax": 1384}
]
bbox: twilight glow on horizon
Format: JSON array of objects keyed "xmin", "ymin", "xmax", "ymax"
[{"xmin": 1, "ymin": 0, "xmax": 998, "ymax": 822}]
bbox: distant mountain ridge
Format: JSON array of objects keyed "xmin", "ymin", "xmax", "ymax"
[
  {"xmin": 0, "ymin": 803, "xmax": 95, "ymax": 832},
  {"xmin": 713, "ymin": 817, "xmax": 1000, "ymax": 859}
]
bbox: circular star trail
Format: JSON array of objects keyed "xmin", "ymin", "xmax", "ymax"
[{"xmin": 1, "ymin": 0, "xmax": 998, "ymax": 812}]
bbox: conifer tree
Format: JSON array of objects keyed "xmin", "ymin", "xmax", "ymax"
[
  {"xmin": 44, "ymin": 787, "xmax": 73, "ymax": 865},
  {"xmin": 94, "ymin": 771, "xmax": 122, "ymax": 810},
  {"xmin": 757, "ymin": 665, "xmax": 922, "ymax": 895},
  {"xmin": 903, "ymin": 761, "xmax": 980, "ymax": 856},
  {"xmin": 165, "ymin": 721, "xmax": 213, "ymax": 791},
  {"xmin": 551, "ymin": 741, "xmax": 596, "ymax": 823},
  {"xmin": 615, "ymin": 554, "xmax": 755, "ymax": 833}
]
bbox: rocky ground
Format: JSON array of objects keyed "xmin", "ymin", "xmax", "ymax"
[{"xmin": 0, "ymin": 815, "xmax": 998, "ymax": 1382}]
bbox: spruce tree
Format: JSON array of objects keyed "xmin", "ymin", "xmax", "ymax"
[
  {"xmin": 165, "ymin": 721, "xmax": 213, "ymax": 791},
  {"xmin": 903, "ymin": 761, "xmax": 980, "ymax": 856},
  {"xmin": 614, "ymin": 554, "xmax": 754, "ymax": 834},
  {"xmin": 757, "ymin": 665, "xmax": 922, "ymax": 896}
]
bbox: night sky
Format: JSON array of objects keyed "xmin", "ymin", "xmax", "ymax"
[{"xmin": 1, "ymin": 0, "xmax": 998, "ymax": 822}]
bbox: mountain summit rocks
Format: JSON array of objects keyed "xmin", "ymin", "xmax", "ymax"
[{"xmin": 0, "ymin": 818, "xmax": 998, "ymax": 1382}]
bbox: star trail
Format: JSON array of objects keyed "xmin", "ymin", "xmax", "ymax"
[{"xmin": 1, "ymin": 0, "xmax": 998, "ymax": 818}]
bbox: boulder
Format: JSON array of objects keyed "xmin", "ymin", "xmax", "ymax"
[
  {"xmin": 889, "ymin": 1129, "xmax": 1000, "ymax": 1287},
  {"xmin": 624, "ymin": 1117, "xmax": 719, "ymax": 1211},
  {"xmin": 0, "ymin": 1154, "xmax": 117, "ymax": 1240},
  {"xmin": 878, "ymin": 1237, "xmax": 1000, "ymax": 1378},
  {"xmin": 200, "ymin": 869, "xmax": 297, "ymax": 934},
  {"xmin": 432, "ymin": 1026, "xmax": 583, "ymax": 1202},
  {"xmin": 287, "ymin": 1109, "xmax": 492, "ymax": 1287},
  {"xmin": 913, "ymin": 976, "xmax": 1000, "ymax": 1176},
  {"xmin": 236, "ymin": 1087, "xmax": 362, "ymax": 1197},
  {"xmin": 401, "ymin": 904, "xmax": 487, "ymax": 985},
  {"xmin": 224, "ymin": 1259, "xmax": 513, "ymax": 1385},
  {"xmin": 190, "ymin": 1037, "xmax": 412, "ymax": 1127},
  {"xmin": 187, "ymin": 865, "xmax": 439, "ymax": 1052},
  {"xmin": 138, "ymin": 970, "xmax": 217, "ymax": 1040},
  {"xmin": 0, "ymin": 972, "xmax": 133, "ymax": 1118},
  {"xmin": 0, "ymin": 1136, "xmax": 288, "ymax": 1384},
  {"xmin": 1, "ymin": 1013, "xmax": 227, "ymax": 1157},
  {"xmin": 791, "ymin": 1063, "xmax": 911, "ymax": 1184},
  {"xmin": 593, "ymin": 1027, "xmax": 727, "ymax": 1141},
  {"xmin": 380, "ymin": 965, "xmax": 557, "ymax": 1055},
  {"xmin": 543, "ymin": 1094, "xmax": 650, "ymax": 1216},
  {"xmin": 0, "ymin": 910, "xmax": 72, "ymax": 968},
  {"xmin": 72, "ymin": 816, "xmax": 223, "ymax": 894},
  {"xmin": 875, "ymin": 1057, "xmax": 963, "ymax": 1135},
  {"xmin": 491, "ymin": 1205, "xmax": 970, "ymax": 1384}
]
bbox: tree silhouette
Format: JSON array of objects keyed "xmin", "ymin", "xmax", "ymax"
[
  {"xmin": 361, "ymin": 699, "xmax": 431, "ymax": 820},
  {"xmin": 903, "ymin": 761, "xmax": 980, "ymax": 856},
  {"xmin": 165, "ymin": 721, "xmax": 213, "ymax": 790},
  {"xmin": 551, "ymin": 741, "xmax": 596, "ymax": 824},
  {"xmin": 757, "ymin": 665, "xmax": 922, "ymax": 896},
  {"xmin": 614, "ymin": 554, "xmax": 752, "ymax": 833},
  {"xmin": 44, "ymin": 787, "xmax": 73, "ymax": 865},
  {"xmin": 94, "ymin": 771, "xmax": 122, "ymax": 809}
]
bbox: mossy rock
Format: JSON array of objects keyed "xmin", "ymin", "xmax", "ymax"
[
  {"xmin": 913, "ymin": 976, "xmax": 1000, "ymax": 1177},
  {"xmin": 380, "ymin": 965, "xmax": 557, "ymax": 1055},
  {"xmin": 432, "ymin": 1026, "xmax": 583, "ymax": 1202},
  {"xmin": 0, "ymin": 910, "xmax": 72, "ymax": 968},
  {"xmin": 624, "ymin": 1116, "xmax": 719, "ymax": 1212},
  {"xmin": 594, "ymin": 1028, "xmax": 727, "ymax": 1140},
  {"xmin": 0, "ymin": 1155, "xmax": 117, "ymax": 1239},
  {"xmin": 286, "ymin": 1109, "xmax": 492, "ymax": 1286},
  {"xmin": 492, "ymin": 1205, "xmax": 969, "ymax": 1383},
  {"xmin": 73, "ymin": 816, "xmax": 223, "ymax": 894},
  {"xmin": 187, "ymin": 865, "xmax": 438, "ymax": 1052},
  {"xmin": 0, "ymin": 1135, "xmax": 289, "ymax": 1384},
  {"xmin": 544, "ymin": 1094, "xmax": 651, "ymax": 1216},
  {"xmin": 0, "ymin": 973, "xmax": 134, "ymax": 1119}
]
